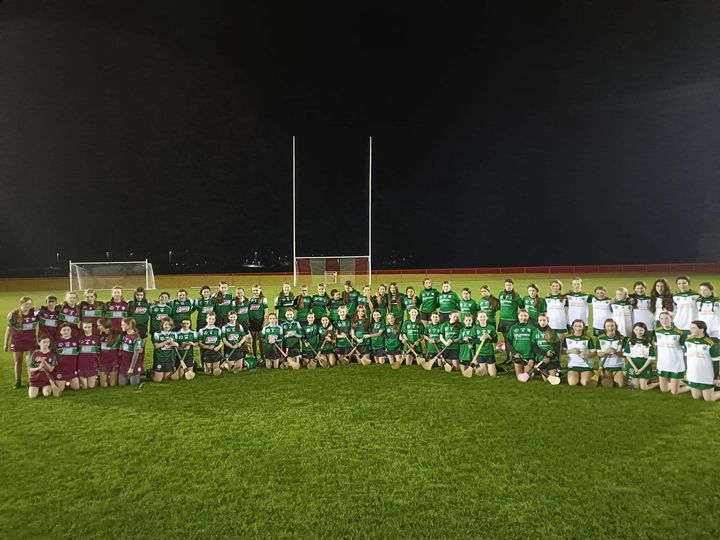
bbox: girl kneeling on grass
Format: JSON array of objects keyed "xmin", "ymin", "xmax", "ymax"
[
  {"xmin": 27, "ymin": 337, "xmax": 57, "ymax": 399},
  {"xmin": 152, "ymin": 317, "xmax": 177, "ymax": 383},
  {"xmin": 473, "ymin": 311, "xmax": 498, "ymax": 376},
  {"xmin": 458, "ymin": 313, "xmax": 479, "ymax": 375},
  {"xmin": 119, "ymin": 318, "xmax": 144, "ymax": 386},
  {"xmin": 423, "ymin": 312, "xmax": 443, "ymax": 369},
  {"xmin": 439, "ymin": 311, "xmax": 462, "ymax": 371},
  {"xmin": 684, "ymin": 320, "xmax": 720, "ymax": 402},
  {"xmin": 400, "ymin": 307, "xmax": 424, "ymax": 366},
  {"xmin": 317, "ymin": 315, "xmax": 336, "ymax": 367},
  {"xmin": 623, "ymin": 322, "xmax": 658, "ymax": 390},
  {"xmin": 384, "ymin": 313, "xmax": 403, "ymax": 368},
  {"xmin": 334, "ymin": 306, "xmax": 353, "ymax": 365},
  {"xmin": 595, "ymin": 319, "xmax": 626, "ymax": 388},
  {"xmin": 260, "ymin": 313, "xmax": 284, "ymax": 369},
  {"xmin": 223, "ymin": 311, "xmax": 248, "ymax": 372},
  {"xmin": 530, "ymin": 313, "xmax": 560, "ymax": 380},
  {"xmin": 368, "ymin": 309, "xmax": 386, "ymax": 365},
  {"xmin": 563, "ymin": 319, "xmax": 596, "ymax": 387},
  {"xmin": 55, "ymin": 324, "xmax": 80, "ymax": 391},
  {"xmin": 282, "ymin": 309, "xmax": 303, "ymax": 370},
  {"xmin": 654, "ymin": 312, "xmax": 687, "ymax": 395},
  {"xmin": 506, "ymin": 309, "xmax": 535, "ymax": 379},
  {"xmin": 351, "ymin": 305, "xmax": 372, "ymax": 365},
  {"xmin": 198, "ymin": 313, "xmax": 223, "ymax": 375},
  {"xmin": 301, "ymin": 312, "xmax": 321, "ymax": 368},
  {"xmin": 97, "ymin": 318, "xmax": 120, "ymax": 387}
]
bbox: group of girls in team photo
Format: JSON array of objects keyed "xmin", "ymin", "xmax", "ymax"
[{"xmin": 6, "ymin": 275, "xmax": 720, "ymax": 402}]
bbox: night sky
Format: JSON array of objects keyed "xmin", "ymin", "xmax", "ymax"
[{"xmin": 1, "ymin": 0, "xmax": 720, "ymax": 275}]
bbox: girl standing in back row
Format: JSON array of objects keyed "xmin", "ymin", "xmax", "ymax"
[{"xmin": 4, "ymin": 296, "xmax": 39, "ymax": 390}]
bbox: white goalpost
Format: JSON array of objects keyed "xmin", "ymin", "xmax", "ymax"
[
  {"xmin": 292, "ymin": 136, "xmax": 372, "ymax": 286},
  {"xmin": 68, "ymin": 260, "xmax": 156, "ymax": 291}
]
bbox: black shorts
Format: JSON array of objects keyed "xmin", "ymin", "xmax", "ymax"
[
  {"xmin": 476, "ymin": 354, "xmax": 496, "ymax": 365},
  {"xmin": 225, "ymin": 347, "xmax": 245, "ymax": 361},
  {"xmin": 372, "ymin": 348, "xmax": 385, "ymax": 357},
  {"xmin": 498, "ymin": 320, "xmax": 515, "ymax": 335},
  {"xmin": 262, "ymin": 344, "xmax": 279, "ymax": 361},
  {"xmin": 419, "ymin": 312, "xmax": 432, "ymax": 322},
  {"xmin": 336, "ymin": 346, "xmax": 351, "ymax": 356},
  {"xmin": 439, "ymin": 312, "xmax": 451, "ymax": 324},
  {"xmin": 538, "ymin": 360, "xmax": 560, "ymax": 371},
  {"xmin": 385, "ymin": 348, "xmax": 401, "ymax": 356},
  {"xmin": 286, "ymin": 347, "xmax": 301, "ymax": 358},
  {"xmin": 137, "ymin": 324, "xmax": 148, "ymax": 339},
  {"xmin": 443, "ymin": 348, "xmax": 459, "ymax": 361},
  {"xmin": 302, "ymin": 348, "xmax": 318, "ymax": 360},
  {"xmin": 214, "ymin": 313, "xmax": 228, "ymax": 327},
  {"xmin": 153, "ymin": 358, "xmax": 175, "ymax": 373},
  {"xmin": 513, "ymin": 356, "xmax": 533, "ymax": 365},
  {"xmin": 201, "ymin": 349, "xmax": 222, "ymax": 364},
  {"xmin": 249, "ymin": 319, "xmax": 264, "ymax": 332}
]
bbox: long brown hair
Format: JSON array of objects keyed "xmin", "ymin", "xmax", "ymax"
[
  {"xmin": 527, "ymin": 283, "xmax": 542, "ymax": 310},
  {"xmin": 98, "ymin": 317, "xmax": 120, "ymax": 346},
  {"xmin": 480, "ymin": 286, "xmax": 500, "ymax": 310},
  {"xmin": 12, "ymin": 296, "xmax": 32, "ymax": 325},
  {"xmin": 649, "ymin": 279, "xmax": 674, "ymax": 314}
]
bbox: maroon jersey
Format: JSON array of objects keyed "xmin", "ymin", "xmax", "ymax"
[
  {"xmin": 79, "ymin": 301, "xmax": 105, "ymax": 335},
  {"xmin": 105, "ymin": 300, "xmax": 129, "ymax": 332},
  {"xmin": 37, "ymin": 306, "xmax": 60, "ymax": 342},
  {"xmin": 58, "ymin": 304, "xmax": 81, "ymax": 338},
  {"xmin": 77, "ymin": 334, "xmax": 100, "ymax": 376},
  {"xmin": 55, "ymin": 338, "xmax": 79, "ymax": 381},
  {"xmin": 28, "ymin": 349, "xmax": 57, "ymax": 387},
  {"xmin": 119, "ymin": 331, "xmax": 144, "ymax": 374},
  {"xmin": 99, "ymin": 333, "xmax": 121, "ymax": 372},
  {"xmin": 8, "ymin": 309, "xmax": 39, "ymax": 353}
]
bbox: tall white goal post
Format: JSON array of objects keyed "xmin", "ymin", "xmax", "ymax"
[
  {"xmin": 292, "ymin": 136, "xmax": 373, "ymax": 286},
  {"xmin": 69, "ymin": 260, "xmax": 156, "ymax": 291}
]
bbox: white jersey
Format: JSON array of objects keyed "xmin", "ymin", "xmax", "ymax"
[
  {"xmin": 655, "ymin": 328, "xmax": 686, "ymax": 374},
  {"xmin": 563, "ymin": 335, "xmax": 595, "ymax": 369},
  {"xmin": 567, "ymin": 292, "xmax": 590, "ymax": 326},
  {"xmin": 591, "ymin": 297, "xmax": 612, "ymax": 331},
  {"xmin": 631, "ymin": 295, "xmax": 654, "ymax": 330},
  {"xmin": 596, "ymin": 334, "xmax": 624, "ymax": 369},
  {"xmin": 697, "ymin": 297, "xmax": 720, "ymax": 339},
  {"xmin": 684, "ymin": 337, "xmax": 719, "ymax": 385},
  {"xmin": 611, "ymin": 301, "xmax": 633, "ymax": 337},
  {"xmin": 544, "ymin": 295, "xmax": 568, "ymax": 331},
  {"xmin": 673, "ymin": 291, "xmax": 699, "ymax": 331}
]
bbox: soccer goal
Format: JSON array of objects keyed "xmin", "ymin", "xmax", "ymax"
[
  {"xmin": 294, "ymin": 256, "xmax": 371, "ymax": 286},
  {"xmin": 69, "ymin": 260, "xmax": 156, "ymax": 291},
  {"xmin": 292, "ymin": 136, "xmax": 373, "ymax": 286}
]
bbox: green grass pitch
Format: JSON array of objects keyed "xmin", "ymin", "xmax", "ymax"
[{"xmin": 1, "ymin": 273, "xmax": 719, "ymax": 539}]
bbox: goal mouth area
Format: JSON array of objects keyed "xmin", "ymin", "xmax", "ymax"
[
  {"xmin": 294, "ymin": 256, "xmax": 370, "ymax": 286},
  {"xmin": 69, "ymin": 260, "xmax": 156, "ymax": 291}
]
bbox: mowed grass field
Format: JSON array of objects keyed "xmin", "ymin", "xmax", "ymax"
[{"xmin": 1, "ymin": 273, "xmax": 720, "ymax": 539}]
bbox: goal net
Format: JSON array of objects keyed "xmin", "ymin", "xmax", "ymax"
[
  {"xmin": 69, "ymin": 260, "xmax": 156, "ymax": 291},
  {"xmin": 294, "ymin": 256, "xmax": 370, "ymax": 287}
]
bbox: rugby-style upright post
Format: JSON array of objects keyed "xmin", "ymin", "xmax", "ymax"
[
  {"xmin": 368, "ymin": 136, "xmax": 372, "ymax": 285},
  {"xmin": 292, "ymin": 135, "xmax": 297, "ymax": 286}
]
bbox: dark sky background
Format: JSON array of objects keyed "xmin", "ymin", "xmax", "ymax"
[{"xmin": 1, "ymin": 0, "xmax": 720, "ymax": 275}]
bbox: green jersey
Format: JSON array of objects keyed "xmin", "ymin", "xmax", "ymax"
[
  {"xmin": 345, "ymin": 290, "xmax": 360, "ymax": 317},
  {"xmin": 458, "ymin": 298, "xmax": 478, "ymax": 320},
  {"xmin": 477, "ymin": 298, "xmax": 498, "ymax": 326},
  {"xmin": 475, "ymin": 324, "xmax": 498, "ymax": 356},
  {"xmin": 248, "ymin": 296, "xmax": 268, "ymax": 322},
  {"xmin": 522, "ymin": 296, "xmax": 544, "ymax": 321},
  {"xmin": 531, "ymin": 326, "xmax": 560, "ymax": 361},
  {"xmin": 370, "ymin": 321, "xmax": 386, "ymax": 350},
  {"xmin": 195, "ymin": 298, "xmax": 216, "ymax": 328},
  {"xmin": 198, "ymin": 326, "xmax": 222, "ymax": 348},
  {"xmin": 222, "ymin": 323, "xmax": 246, "ymax": 347},
  {"xmin": 506, "ymin": 323, "xmax": 534, "ymax": 358},
  {"xmin": 402, "ymin": 295, "xmax": 420, "ymax": 317},
  {"xmin": 425, "ymin": 323, "xmax": 443, "ymax": 354},
  {"xmin": 302, "ymin": 323, "xmax": 320, "ymax": 350},
  {"xmin": 499, "ymin": 292, "xmax": 523, "ymax": 322},
  {"xmin": 171, "ymin": 300, "xmax": 195, "ymax": 328},
  {"xmin": 384, "ymin": 323, "xmax": 401, "ymax": 351},
  {"xmin": 437, "ymin": 291, "xmax": 460, "ymax": 314},
  {"xmin": 318, "ymin": 325, "xmax": 334, "ymax": 352},
  {"xmin": 214, "ymin": 294, "xmax": 234, "ymax": 317},
  {"xmin": 400, "ymin": 319, "xmax": 424, "ymax": 349},
  {"xmin": 419, "ymin": 287, "xmax": 440, "ymax": 314},
  {"xmin": 149, "ymin": 303, "xmax": 173, "ymax": 334},
  {"xmin": 275, "ymin": 294, "xmax": 296, "ymax": 322},
  {"xmin": 356, "ymin": 294, "xmax": 370, "ymax": 311},
  {"xmin": 175, "ymin": 329, "xmax": 198, "ymax": 363},
  {"xmin": 233, "ymin": 298, "xmax": 251, "ymax": 328},
  {"xmin": 295, "ymin": 296, "xmax": 313, "ymax": 324},
  {"xmin": 282, "ymin": 320, "xmax": 303, "ymax": 349},
  {"xmin": 328, "ymin": 299, "xmax": 343, "ymax": 323},
  {"xmin": 440, "ymin": 322, "xmax": 462, "ymax": 350},
  {"xmin": 260, "ymin": 324, "xmax": 283, "ymax": 346},
  {"xmin": 128, "ymin": 300, "xmax": 151, "ymax": 326},
  {"xmin": 334, "ymin": 318, "xmax": 352, "ymax": 348},
  {"xmin": 389, "ymin": 293, "xmax": 405, "ymax": 320},
  {"xmin": 352, "ymin": 319, "xmax": 371, "ymax": 347},
  {"xmin": 458, "ymin": 324, "xmax": 480, "ymax": 361},
  {"xmin": 311, "ymin": 295, "xmax": 330, "ymax": 320},
  {"xmin": 152, "ymin": 331, "xmax": 177, "ymax": 363},
  {"xmin": 372, "ymin": 295, "xmax": 389, "ymax": 317}
]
